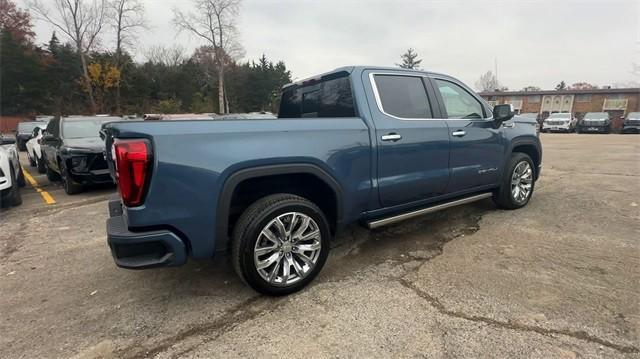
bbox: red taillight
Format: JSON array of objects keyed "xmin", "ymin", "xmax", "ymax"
[{"xmin": 112, "ymin": 138, "xmax": 152, "ymax": 207}]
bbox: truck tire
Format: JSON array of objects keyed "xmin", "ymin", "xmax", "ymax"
[
  {"xmin": 493, "ymin": 152, "xmax": 535, "ymax": 210},
  {"xmin": 232, "ymin": 193, "xmax": 331, "ymax": 296}
]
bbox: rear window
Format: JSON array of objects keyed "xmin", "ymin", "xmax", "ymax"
[
  {"xmin": 62, "ymin": 117, "xmax": 120, "ymax": 138},
  {"xmin": 18, "ymin": 122, "xmax": 46, "ymax": 133},
  {"xmin": 279, "ymin": 74, "xmax": 356, "ymax": 118},
  {"xmin": 584, "ymin": 112, "xmax": 609, "ymax": 119}
]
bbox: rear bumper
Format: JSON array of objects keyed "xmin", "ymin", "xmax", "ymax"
[
  {"xmin": 621, "ymin": 126, "xmax": 640, "ymax": 133},
  {"xmin": 106, "ymin": 199, "xmax": 187, "ymax": 269}
]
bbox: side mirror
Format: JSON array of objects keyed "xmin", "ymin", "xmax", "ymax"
[
  {"xmin": 493, "ymin": 104, "xmax": 515, "ymax": 125},
  {"xmin": 42, "ymin": 134, "xmax": 58, "ymax": 144}
]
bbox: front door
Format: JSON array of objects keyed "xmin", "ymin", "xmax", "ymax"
[
  {"xmin": 430, "ymin": 77, "xmax": 504, "ymax": 193},
  {"xmin": 365, "ymin": 71, "xmax": 451, "ymax": 208}
]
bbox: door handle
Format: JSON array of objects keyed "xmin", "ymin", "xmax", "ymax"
[
  {"xmin": 452, "ymin": 130, "xmax": 466, "ymax": 137},
  {"xmin": 381, "ymin": 133, "xmax": 402, "ymax": 142}
]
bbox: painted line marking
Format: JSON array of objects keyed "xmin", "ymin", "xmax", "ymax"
[{"xmin": 21, "ymin": 166, "xmax": 56, "ymax": 205}]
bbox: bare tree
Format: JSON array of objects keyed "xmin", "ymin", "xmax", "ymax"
[
  {"xmin": 173, "ymin": 0, "xmax": 243, "ymax": 114},
  {"xmin": 109, "ymin": 0, "xmax": 146, "ymax": 113},
  {"xmin": 29, "ymin": 0, "xmax": 107, "ymax": 114},
  {"xmin": 475, "ymin": 70, "xmax": 500, "ymax": 92},
  {"xmin": 143, "ymin": 44, "xmax": 186, "ymax": 66}
]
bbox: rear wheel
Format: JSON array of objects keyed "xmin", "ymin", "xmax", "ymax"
[
  {"xmin": 232, "ymin": 194, "xmax": 331, "ymax": 296},
  {"xmin": 494, "ymin": 152, "xmax": 535, "ymax": 210},
  {"xmin": 27, "ymin": 150, "xmax": 36, "ymax": 167},
  {"xmin": 36, "ymin": 155, "xmax": 46, "ymax": 174}
]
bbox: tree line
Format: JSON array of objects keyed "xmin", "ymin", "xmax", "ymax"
[{"xmin": 0, "ymin": 0, "xmax": 292, "ymax": 116}]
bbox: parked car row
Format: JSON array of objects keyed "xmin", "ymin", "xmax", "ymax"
[{"xmin": 532, "ymin": 111, "xmax": 640, "ymax": 134}]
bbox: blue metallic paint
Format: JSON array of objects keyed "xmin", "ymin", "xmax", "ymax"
[{"xmin": 103, "ymin": 66, "xmax": 541, "ymax": 261}]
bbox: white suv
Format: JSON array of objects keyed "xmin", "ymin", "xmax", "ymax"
[
  {"xmin": 542, "ymin": 113, "xmax": 576, "ymax": 133},
  {"xmin": 25, "ymin": 124, "xmax": 47, "ymax": 173},
  {"xmin": 0, "ymin": 134, "xmax": 26, "ymax": 207}
]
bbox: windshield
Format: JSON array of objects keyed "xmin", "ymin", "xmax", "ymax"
[
  {"xmin": 627, "ymin": 112, "xmax": 640, "ymax": 119},
  {"xmin": 584, "ymin": 112, "xmax": 608, "ymax": 119},
  {"xmin": 62, "ymin": 117, "xmax": 121, "ymax": 139},
  {"xmin": 548, "ymin": 113, "xmax": 571, "ymax": 119},
  {"xmin": 17, "ymin": 122, "xmax": 47, "ymax": 133}
]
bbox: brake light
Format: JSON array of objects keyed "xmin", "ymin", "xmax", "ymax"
[{"xmin": 112, "ymin": 138, "xmax": 152, "ymax": 207}]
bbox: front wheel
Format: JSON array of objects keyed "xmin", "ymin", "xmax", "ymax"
[
  {"xmin": 17, "ymin": 165, "xmax": 26, "ymax": 187},
  {"xmin": 60, "ymin": 161, "xmax": 82, "ymax": 195},
  {"xmin": 232, "ymin": 194, "xmax": 331, "ymax": 296},
  {"xmin": 493, "ymin": 153, "xmax": 535, "ymax": 209},
  {"xmin": 2, "ymin": 167, "xmax": 22, "ymax": 207},
  {"xmin": 45, "ymin": 158, "xmax": 61, "ymax": 182}
]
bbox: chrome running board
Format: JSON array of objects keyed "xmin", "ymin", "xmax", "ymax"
[{"xmin": 366, "ymin": 192, "xmax": 493, "ymax": 229}]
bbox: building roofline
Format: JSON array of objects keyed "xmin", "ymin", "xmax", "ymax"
[{"xmin": 480, "ymin": 88, "xmax": 640, "ymax": 96}]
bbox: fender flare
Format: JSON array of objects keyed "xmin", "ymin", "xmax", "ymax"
[
  {"xmin": 506, "ymin": 136, "xmax": 542, "ymax": 179},
  {"xmin": 215, "ymin": 163, "xmax": 343, "ymax": 250}
]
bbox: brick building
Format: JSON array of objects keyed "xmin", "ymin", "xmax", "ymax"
[{"xmin": 479, "ymin": 88, "xmax": 640, "ymax": 124}]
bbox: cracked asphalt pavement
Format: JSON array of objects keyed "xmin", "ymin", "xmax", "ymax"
[{"xmin": 1, "ymin": 134, "xmax": 639, "ymax": 358}]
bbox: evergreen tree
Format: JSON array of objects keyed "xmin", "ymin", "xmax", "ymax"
[{"xmin": 397, "ymin": 48, "xmax": 422, "ymax": 69}]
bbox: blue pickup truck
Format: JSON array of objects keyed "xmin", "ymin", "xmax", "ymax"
[{"xmin": 102, "ymin": 66, "xmax": 541, "ymax": 295}]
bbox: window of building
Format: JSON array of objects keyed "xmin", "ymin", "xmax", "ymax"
[
  {"xmin": 373, "ymin": 75, "xmax": 432, "ymax": 118},
  {"xmin": 435, "ymin": 79, "xmax": 485, "ymax": 119},
  {"xmin": 528, "ymin": 95, "xmax": 541, "ymax": 103},
  {"xmin": 576, "ymin": 94, "xmax": 591, "ymax": 102},
  {"xmin": 279, "ymin": 75, "xmax": 356, "ymax": 118}
]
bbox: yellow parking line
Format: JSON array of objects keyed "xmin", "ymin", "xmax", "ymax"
[{"xmin": 21, "ymin": 167, "xmax": 56, "ymax": 205}]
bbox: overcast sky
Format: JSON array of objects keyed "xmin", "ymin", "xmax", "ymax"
[{"xmin": 22, "ymin": 0, "xmax": 640, "ymax": 90}]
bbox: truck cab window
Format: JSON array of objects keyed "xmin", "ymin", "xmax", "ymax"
[
  {"xmin": 435, "ymin": 79, "xmax": 484, "ymax": 119},
  {"xmin": 279, "ymin": 76, "xmax": 355, "ymax": 118},
  {"xmin": 373, "ymin": 75, "xmax": 432, "ymax": 119}
]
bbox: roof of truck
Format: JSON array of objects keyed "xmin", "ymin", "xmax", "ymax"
[{"xmin": 283, "ymin": 66, "xmax": 450, "ymax": 90}]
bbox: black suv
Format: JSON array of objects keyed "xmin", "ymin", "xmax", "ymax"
[
  {"xmin": 622, "ymin": 112, "xmax": 640, "ymax": 134},
  {"xmin": 41, "ymin": 116, "xmax": 121, "ymax": 194},
  {"xmin": 576, "ymin": 112, "xmax": 611, "ymax": 134}
]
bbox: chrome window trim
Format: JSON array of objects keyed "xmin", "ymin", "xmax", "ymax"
[
  {"xmin": 368, "ymin": 72, "xmax": 490, "ymax": 122},
  {"xmin": 368, "ymin": 72, "xmax": 435, "ymax": 121}
]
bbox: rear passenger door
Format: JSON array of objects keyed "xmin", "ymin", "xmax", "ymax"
[
  {"xmin": 365, "ymin": 71, "xmax": 450, "ymax": 208},
  {"xmin": 429, "ymin": 77, "xmax": 503, "ymax": 193}
]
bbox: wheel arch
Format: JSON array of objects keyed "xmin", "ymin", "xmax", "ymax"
[
  {"xmin": 509, "ymin": 138, "xmax": 542, "ymax": 180},
  {"xmin": 215, "ymin": 163, "xmax": 343, "ymax": 251}
]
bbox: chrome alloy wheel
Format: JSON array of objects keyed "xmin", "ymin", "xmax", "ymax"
[
  {"xmin": 253, "ymin": 212, "xmax": 322, "ymax": 286},
  {"xmin": 511, "ymin": 161, "xmax": 533, "ymax": 203}
]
